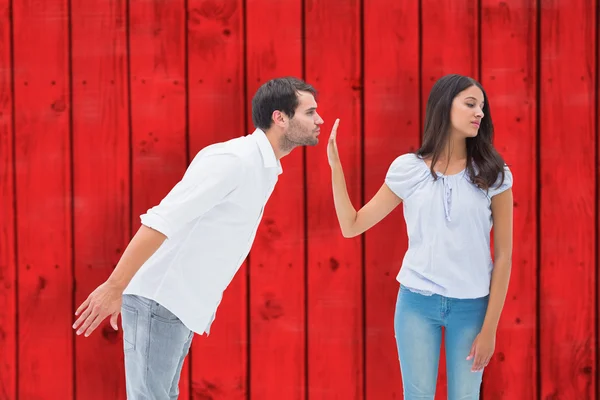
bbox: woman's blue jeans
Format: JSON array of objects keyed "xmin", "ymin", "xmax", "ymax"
[{"xmin": 394, "ymin": 284, "xmax": 489, "ymax": 399}]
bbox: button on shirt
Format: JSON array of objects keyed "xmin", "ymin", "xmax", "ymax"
[
  {"xmin": 384, "ymin": 153, "xmax": 513, "ymax": 299},
  {"xmin": 124, "ymin": 129, "xmax": 282, "ymax": 334}
]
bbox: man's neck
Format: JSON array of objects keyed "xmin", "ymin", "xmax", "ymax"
[{"xmin": 264, "ymin": 128, "xmax": 291, "ymax": 160}]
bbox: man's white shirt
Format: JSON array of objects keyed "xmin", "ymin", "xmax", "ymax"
[{"xmin": 123, "ymin": 129, "xmax": 282, "ymax": 334}]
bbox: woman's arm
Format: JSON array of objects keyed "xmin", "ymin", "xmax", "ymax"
[
  {"xmin": 328, "ymin": 119, "xmax": 402, "ymax": 237},
  {"xmin": 469, "ymin": 188, "xmax": 514, "ymax": 371},
  {"xmin": 482, "ymin": 188, "xmax": 514, "ymax": 334}
]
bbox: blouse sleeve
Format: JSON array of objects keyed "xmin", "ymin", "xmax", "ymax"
[
  {"xmin": 384, "ymin": 154, "xmax": 426, "ymax": 201},
  {"xmin": 488, "ymin": 165, "xmax": 513, "ymax": 197}
]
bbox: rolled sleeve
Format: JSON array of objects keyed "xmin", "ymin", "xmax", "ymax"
[{"xmin": 141, "ymin": 152, "xmax": 243, "ymax": 238}]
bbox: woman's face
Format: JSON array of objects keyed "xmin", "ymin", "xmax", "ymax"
[{"xmin": 449, "ymin": 85, "xmax": 485, "ymax": 139}]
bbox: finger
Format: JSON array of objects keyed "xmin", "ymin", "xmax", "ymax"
[
  {"xmin": 76, "ymin": 307, "xmax": 100, "ymax": 335},
  {"xmin": 330, "ymin": 119, "xmax": 340, "ymax": 139},
  {"xmin": 110, "ymin": 312, "xmax": 119, "ymax": 331},
  {"xmin": 75, "ymin": 297, "xmax": 90, "ymax": 316},
  {"xmin": 84, "ymin": 313, "xmax": 105, "ymax": 337},
  {"xmin": 72, "ymin": 304, "xmax": 93, "ymax": 330},
  {"xmin": 332, "ymin": 118, "xmax": 340, "ymax": 133},
  {"xmin": 471, "ymin": 353, "xmax": 481, "ymax": 371},
  {"xmin": 473, "ymin": 355, "xmax": 485, "ymax": 372},
  {"xmin": 477, "ymin": 355, "xmax": 487, "ymax": 371},
  {"xmin": 466, "ymin": 342, "xmax": 476, "ymax": 360}
]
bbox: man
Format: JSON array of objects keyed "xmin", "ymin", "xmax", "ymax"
[{"xmin": 72, "ymin": 77, "xmax": 324, "ymax": 399}]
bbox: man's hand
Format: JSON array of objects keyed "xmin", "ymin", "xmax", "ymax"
[{"xmin": 73, "ymin": 280, "xmax": 123, "ymax": 337}]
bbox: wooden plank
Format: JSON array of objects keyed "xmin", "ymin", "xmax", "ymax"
[
  {"xmin": 245, "ymin": 1, "xmax": 304, "ymax": 399},
  {"xmin": 363, "ymin": 0, "xmax": 420, "ymax": 398},
  {"xmin": 0, "ymin": 0, "xmax": 16, "ymax": 398},
  {"xmin": 187, "ymin": 1, "xmax": 247, "ymax": 398},
  {"xmin": 540, "ymin": 0, "xmax": 597, "ymax": 398},
  {"xmin": 12, "ymin": 0, "xmax": 73, "ymax": 397},
  {"xmin": 129, "ymin": 0, "xmax": 189, "ymax": 397},
  {"xmin": 71, "ymin": 0, "xmax": 129, "ymax": 398},
  {"xmin": 480, "ymin": 1, "xmax": 538, "ymax": 399},
  {"xmin": 304, "ymin": 0, "xmax": 363, "ymax": 398},
  {"xmin": 420, "ymin": 1, "xmax": 478, "ymax": 396},
  {"xmin": 421, "ymin": 0, "xmax": 479, "ymax": 96}
]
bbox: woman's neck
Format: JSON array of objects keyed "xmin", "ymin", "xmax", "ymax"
[{"xmin": 440, "ymin": 135, "xmax": 467, "ymax": 161}]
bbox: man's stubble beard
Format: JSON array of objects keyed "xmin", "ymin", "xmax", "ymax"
[{"xmin": 279, "ymin": 121, "xmax": 317, "ymax": 152}]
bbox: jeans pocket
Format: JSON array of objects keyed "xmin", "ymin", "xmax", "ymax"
[
  {"xmin": 121, "ymin": 304, "xmax": 138, "ymax": 353},
  {"xmin": 151, "ymin": 302, "xmax": 181, "ymax": 324}
]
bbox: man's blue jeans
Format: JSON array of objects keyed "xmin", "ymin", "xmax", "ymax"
[{"xmin": 121, "ymin": 294, "xmax": 193, "ymax": 399}]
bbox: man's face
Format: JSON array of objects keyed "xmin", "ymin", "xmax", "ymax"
[{"xmin": 284, "ymin": 91, "xmax": 324, "ymax": 146}]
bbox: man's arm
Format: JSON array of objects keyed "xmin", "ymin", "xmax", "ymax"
[
  {"xmin": 140, "ymin": 152, "xmax": 243, "ymax": 238},
  {"xmin": 107, "ymin": 225, "xmax": 167, "ymax": 290},
  {"xmin": 72, "ymin": 225, "xmax": 166, "ymax": 337},
  {"xmin": 72, "ymin": 151, "xmax": 243, "ymax": 337}
]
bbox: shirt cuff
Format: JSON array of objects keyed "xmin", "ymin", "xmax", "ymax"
[{"xmin": 140, "ymin": 212, "xmax": 173, "ymax": 239}]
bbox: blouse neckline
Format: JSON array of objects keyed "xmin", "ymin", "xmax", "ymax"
[{"xmin": 418, "ymin": 156, "xmax": 466, "ymax": 178}]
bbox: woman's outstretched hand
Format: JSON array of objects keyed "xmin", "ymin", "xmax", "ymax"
[{"xmin": 327, "ymin": 118, "xmax": 341, "ymax": 167}]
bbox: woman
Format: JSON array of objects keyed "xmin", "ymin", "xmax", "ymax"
[{"xmin": 328, "ymin": 74, "xmax": 513, "ymax": 399}]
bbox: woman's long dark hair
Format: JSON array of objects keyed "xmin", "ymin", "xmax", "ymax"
[{"xmin": 416, "ymin": 74, "xmax": 506, "ymax": 190}]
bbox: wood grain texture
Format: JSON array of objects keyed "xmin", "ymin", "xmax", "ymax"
[
  {"xmin": 71, "ymin": 0, "xmax": 130, "ymax": 398},
  {"xmin": 13, "ymin": 0, "xmax": 73, "ymax": 397},
  {"xmin": 305, "ymin": 0, "xmax": 363, "ymax": 398},
  {"xmin": 187, "ymin": 1, "xmax": 247, "ymax": 398},
  {"xmin": 2, "ymin": 1, "xmax": 600, "ymax": 398},
  {"xmin": 129, "ymin": 0, "xmax": 190, "ymax": 397},
  {"xmin": 480, "ymin": 1, "xmax": 538, "ymax": 399},
  {"xmin": 539, "ymin": 0, "xmax": 597, "ymax": 398},
  {"xmin": 245, "ymin": 0, "xmax": 305, "ymax": 399},
  {"xmin": 363, "ymin": 0, "xmax": 420, "ymax": 398},
  {"xmin": 0, "ymin": 0, "xmax": 16, "ymax": 398}
]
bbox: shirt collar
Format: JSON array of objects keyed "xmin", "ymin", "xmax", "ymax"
[{"xmin": 252, "ymin": 128, "xmax": 283, "ymax": 175}]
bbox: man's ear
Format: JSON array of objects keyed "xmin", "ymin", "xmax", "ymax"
[{"xmin": 272, "ymin": 110, "xmax": 287, "ymax": 128}]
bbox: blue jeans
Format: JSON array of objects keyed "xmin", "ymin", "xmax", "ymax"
[
  {"xmin": 394, "ymin": 284, "xmax": 489, "ymax": 399},
  {"xmin": 121, "ymin": 294, "xmax": 193, "ymax": 399}
]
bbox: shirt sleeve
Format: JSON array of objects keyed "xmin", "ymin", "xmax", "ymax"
[
  {"xmin": 140, "ymin": 152, "xmax": 243, "ymax": 238},
  {"xmin": 384, "ymin": 154, "xmax": 426, "ymax": 201},
  {"xmin": 488, "ymin": 165, "xmax": 513, "ymax": 197}
]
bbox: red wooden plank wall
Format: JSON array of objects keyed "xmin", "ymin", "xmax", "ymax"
[
  {"xmin": 363, "ymin": 0, "xmax": 419, "ymax": 398},
  {"xmin": 540, "ymin": 0, "xmax": 597, "ymax": 399},
  {"xmin": 0, "ymin": 0, "xmax": 16, "ymax": 398},
  {"xmin": 246, "ymin": 0, "xmax": 305, "ymax": 399},
  {"xmin": 13, "ymin": 0, "xmax": 73, "ymax": 398},
  {"xmin": 187, "ymin": 2, "xmax": 246, "ymax": 398},
  {"xmin": 71, "ymin": 0, "xmax": 129, "ymax": 398},
  {"xmin": 1, "ymin": 1, "xmax": 598, "ymax": 399},
  {"xmin": 129, "ymin": 0, "xmax": 190, "ymax": 398},
  {"xmin": 480, "ymin": 1, "xmax": 538, "ymax": 399},
  {"xmin": 305, "ymin": 0, "xmax": 363, "ymax": 398}
]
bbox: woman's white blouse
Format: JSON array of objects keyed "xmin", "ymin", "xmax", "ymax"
[{"xmin": 385, "ymin": 153, "xmax": 513, "ymax": 299}]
